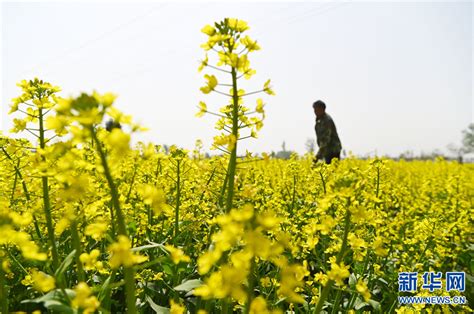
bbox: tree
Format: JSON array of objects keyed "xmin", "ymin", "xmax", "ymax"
[
  {"xmin": 462, "ymin": 123, "xmax": 474, "ymax": 153},
  {"xmin": 447, "ymin": 143, "xmax": 463, "ymax": 162},
  {"xmin": 305, "ymin": 138, "xmax": 315, "ymax": 154}
]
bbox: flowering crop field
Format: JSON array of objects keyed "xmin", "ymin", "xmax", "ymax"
[{"xmin": 1, "ymin": 18, "xmax": 473, "ymax": 314}]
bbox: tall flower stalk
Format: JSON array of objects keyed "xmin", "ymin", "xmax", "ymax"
[
  {"xmin": 197, "ymin": 18, "xmax": 275, "ymax": 212},
  {"xmin": 9, "ymin": 78, "xmax": 62, "ymax": 270},
  {"xmin": 52, "ymin": 92, "xmax": 147, "ymax": 314},
  {"xmin": 90, "ymin": 127, "xmax": 136, "ymax": 314}
]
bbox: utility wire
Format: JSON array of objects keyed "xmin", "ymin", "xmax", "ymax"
[
  {"xmin": 286, "ymin": 1, "xmax": 349, "ymax": 26},
  {"xmin": 19, "ymin": 3, "xmax": 167, "ymax": 77},
  {"xmin": 18, "ymin": 3, "xmax": 350, "ymax": 86}
]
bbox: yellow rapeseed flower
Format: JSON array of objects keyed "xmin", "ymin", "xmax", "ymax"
[
  {"xmin": 80, "ymin": 249, "xmax": 104, "ymax": 271},
  {"xmin": 196, "ymin": 101, "xmax": 207, "ymax": 117},
  {"xmin": 200, "ymin": 74, "xmax": 218, "ymax": 94},
  {"xmin": 327, "ymin": 262, "xmax": 350, "ymax": 286},
  {"xmin": 201, "ymin": 25, "xmax": 216, "ymax": 36},
  {"xmin": 170, "ymin": 299, "xmax": 186, "ymax": 314},
  {"xmin": 240, "ymin": 35, "xmax": 260, "ymax": 52},
  {"xmin": 138, "ymin": 184, "xmax": 168, "ymax": 215},
  {"xmin": 32, "ymin": 270, "xmax": 55, "ymax": 292},
  {"xmin": 165, "ymin": 245, "xmax": 191, "ymax": 264},
  {"xmin": 105, "ymin": 128, "xmax": 130, "ymax": 155},
  {"xmin": 85, "ymin": 221, "xmax": 108, "ymax": 241},
  {"xmin": 263, "ymin": 79, "xmax": 275, "ymax": 95},
  {"xmin": 227, "ymin": 18, "xmax": 249, "ymax": 32},
  {"xmin": 72, "ymin": 282, "xmax": 101, "ymax": 314},
  {"xmin": 108, "ymin": 235, "xmax": 148, "ymax": 268},
  {"xmin": 356, "ymin": 279, "xmax": 371, "ymax": 302},
  {"xmin": 249, "ymin": 296, "xmax": 269, "ymax": 314}
]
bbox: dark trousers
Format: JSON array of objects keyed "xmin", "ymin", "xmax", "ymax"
[{"xmin": 324, "ymin": 151, "xmax": 340, "ymax": 164}]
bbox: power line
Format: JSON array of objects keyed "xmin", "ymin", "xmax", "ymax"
[
  {"xmin": 16, "ymin": 3, "xmax": 351, "ymax": 87},
  {"xmin": 249, "ymin": 2, "xmax": 350, "ymax": 44},
  {"xmin": 105, "ymin": 3, "xmax": 349, "ymax": 85},
  {"xmin": 251, "ymin": 2, "xmax": 330, "ymax": 38},
  {"xmin": 19, "ymin": 3, "xmax": 167, "ymax": 77},
  {"xmin": 286, "ymin": 2, "xmax": 349, "ymax": 26}
]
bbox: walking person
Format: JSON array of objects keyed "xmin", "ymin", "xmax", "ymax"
[{"xmin": 313, "ymin": 100, "xmax": 342, "ymax": 164}]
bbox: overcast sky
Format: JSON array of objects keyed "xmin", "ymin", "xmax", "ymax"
[{"xmin": 1, "ymin": 1, "xmax": 472, "ymax": 156}]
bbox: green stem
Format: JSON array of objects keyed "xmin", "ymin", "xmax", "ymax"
[
  {"xmin": 375, "ymin": 166, "xmax": 380, "ymax": 198},
  {"xmin": 222, "ymin": 298, "xmax": 230, "ymax": 314},
  {"xmin": 0, "ymin": 147, "xmax": 43, "ymax": 241},
  {"xmin": 347, "ymin": 252, "xmax": 371, "ymax": 310},
  {"xmin": 318, "ymin": 169, "xmax": 326, "ymax": 194},
  {"xmin": 108, "ymin": 200, "xmax": 116, "ymax": 238},
  {"xmin": 125, "ymin": 159, "xmax": 138, "ymax": 204},
  {"xmin": 200, "ymin": 167, "xmax": 216, "ymax": 201},
  {"xmin": 91, "ymin": 128, "xmax": 126, "ymax": 235},
  {"xmin": 101, "ymin": 270, "xmax": 116, "ymax": 312},
  {"xmin": 146, "ymin": 203, "xmax": 152, "ymax": 239},
  {"xmin": 124, "ymin": 268, "xmax": 136, "ymax": 314},
  {"xmin": 90, "ymin": 127, "xmax": 136, "ymax": 314},
  {"xmin": 244, "ymin": 258, "xmax": 256, "ymax": 314},
  {"xmin": 330, "ymin": 289, "xmax": 342, "ymax": 314},
  {"xmin": 154, "ymin": 159, "xmax": 162, "ymax": 183},
  {"xmin": 174, "ymin": 160, "xmax": 181, "ymax": 240},
  {"xmin": 387, "ymin": 298, "xmax": 398, "ymax": 313},
  {"xmin": 314, "ymin": 209, "xmax": 351, "ymax": 313},
  {"xmin": 10, "ymin": 161, "xmax": 18, "ymax": 202},
  {"xmin": 225, "ymin": 67, "xmax": 239, "ymax": 213},
  {"xmin": 291, "ymin": 174, "xmax": 297, "ymax": 214},
  {"xmin": 346, "ymin": 292, "xmax": 357, "ymax": 312},
  {"xmin": 70, "ymin": 218, "xmax": 85, "ymax": 282},
  {"xmin": 218, "ymin": 170, "xmax": 229, "ymax": 208},
  {"xmin": 336, "ymin": 210, "xmax": 351, "ymax": 263},
  {"xmin": 0, "ymin": 256, "xmax": 8, "ymax": 314},
  {"xmin": 6, "ymin": 249, "xmax": 28, "ymax": 275},
  {"xmin": 38, "ymin": 108, "xmax": 59, "ymax": 271}
]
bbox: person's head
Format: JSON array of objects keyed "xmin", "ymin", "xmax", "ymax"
[
  {"xmin": 313, "ymin": 100, "xmax": 326, "ymax": 118},
  {"xmin": 105, "ymin": 119, "xmax": 122, "ymax": 132}
]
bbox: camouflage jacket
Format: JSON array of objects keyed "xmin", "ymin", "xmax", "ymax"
[{"xmin": 315, "ymin": 113, "xmax": 342, "ymax": 158}]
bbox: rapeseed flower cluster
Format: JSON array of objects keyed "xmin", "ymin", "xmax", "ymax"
[{"xmin": 195, "ymin": 204, "xmax": 306, "ymax": 310}]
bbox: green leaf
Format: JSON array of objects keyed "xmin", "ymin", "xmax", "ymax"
[
  {"xmin": 55, "ymin": 249, "xmax": 76, "ymax": 279},
  {"xmin": 98, "ymin": 274, "xmax": 113, "ymax": 301},
  {"xmin": 348, "ymin": 273, "xmax": 357, "ymax": 287},
  {"xmin": 146, "ymin": 296, "xmax": 170, "ymax": 314},
  {"xmin": 368, "ymin": 299, "xmax": 381, "ymax": 311},
  {"xmin": 274, "ymin": 297, "xmax": 287, "ymax": 305},
  {"xmin": 354, "ymin": 297, "xmax": 368, "ymax": 310},
  {"xmin": 174, "ymin": 279, "xmax": 203, "ymax": 292},
  {"xmin": 131, "ymin": 242, "xmax": 167, "ymax": 253},
  {"xmin": 21, "ymin": 290, "xmax": 58, "ymax": 304},
  {"xmin": 43, "ymin": 300, "xmax": 74, "ymax": 313},
  {"xmin": 21, "ymin": 289, "xmax": 75, "ymax": 305},
  {"xmin": 377, "ymin": 277, "xmax": 389, "ymax": 286},
  {"xmin": 163, "ymin": 263, "xmax": 174, "ymax": 276}
]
